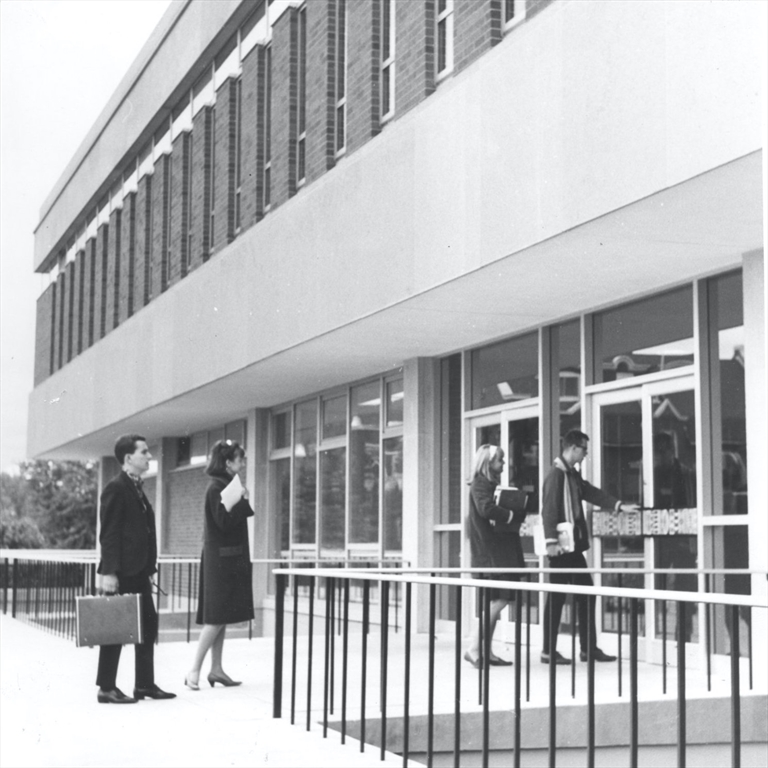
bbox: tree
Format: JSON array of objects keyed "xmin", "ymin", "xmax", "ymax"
[{"xmin": 0, "ymin": 460, "xmax": 97, "ymax": 549}]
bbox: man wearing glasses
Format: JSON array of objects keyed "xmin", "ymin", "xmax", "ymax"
[{"xmin": 541, "ymin": 429, "xmax": 639, "ymax": 665}]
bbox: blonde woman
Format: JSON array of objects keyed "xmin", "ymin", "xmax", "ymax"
[{"xmin": 464, "ymin": 444, "xmax": 524, "ymax": 667}]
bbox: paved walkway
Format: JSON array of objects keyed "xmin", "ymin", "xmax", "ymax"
[{"xmin": 0, "ymin": 615, "xmax": 411, "ymax": 767}]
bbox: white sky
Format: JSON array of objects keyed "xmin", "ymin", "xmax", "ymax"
[{"xmin": 0, "ymin": 0, "xmax": 173, "ymax": 471}]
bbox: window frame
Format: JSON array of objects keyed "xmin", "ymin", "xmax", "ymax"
[
  {"xmin": 380, "ymin": 0, "xmax": 396, "ymax": 123},
  {"xmin": 436, "ymin": 0, "xmax": 454, "ymax": 81}
]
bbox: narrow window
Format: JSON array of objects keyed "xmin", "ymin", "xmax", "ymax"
[
  {"xmin": 335, "ymin": 0, "xmax": 347, "ymax": 156},
  {"xmin": 436, "ymin": 0, "xmax": 454, "ymax": 79},
  {"xmin": 381, "ymin": 0, "xmax": 396, "ymax": 121},
  {"xmin": 235, "ymin": 78, "xmax": 243, "ymax": 233},
  {"xmin": 504, "ymin": 0, "xmax": 526, "ymax": 31},
  {"xmin": 210, "ymin": 108, "xmax": 216, "ymax": 250},
  {"xmin": 263, "ymin": 46, "xmax": 272, "ymax": 210},
  {"xmin": 185, "ymin": 133, "xmax": 193, "ymax": 274},
  {"xmin": 296, "ymin": 5, "xmax": 307, "ymax": 185}
]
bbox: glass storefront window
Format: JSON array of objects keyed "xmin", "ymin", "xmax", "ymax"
[
  {"xmin": 323, "ymin": 395, "xmax": 347, "ymax": 439},
  {"xmin": 191, "ymin": 432, "xmax": 208, "ymax": 464},
  {"xmin": 440, "ymin": 354, "xmax": 462, "ymax": 525},
  {"xmin": 273, "ymin": 411, "xmax": 290, "ymax": 450},
  {"xmin": 225, "ymin": 420, "xmax": 245, "ymax": 447},
  {"xmin": 293, "ymin": 400, "xmax": 317, "ymax": 544},
  {"xmin": 470, "ymin": 331, "xmax": 538, "ymax": 410},
  {"xmin": 712, "ymin": 271, "xmax": 747, "ymax": 515},
  {"xmin": 593, "ymin": 286, "xmax": 693, "ymax": 383},
  {"xmin": 273, "ymin": 458, "xmax": 291, "ymax": 552},
  {"xmin": 320, "ymin": 447, "xmax": 346, "ymax": 550},
  {"xmin": 350, "ymin": 382, "xmax": 380, "ymax": 544},
  {"xmin": 383, "ymin": 436, "xmax": 403, "ymax": 551},
  {"xmin": 557, "ymin": 320, "xmax": 581, "ymax": 438},
  {"xmin": 386, "ymin": 379, "xmax": 403, "ymax": 427},
  {"xmin": 707, "ymin": 525, "xmax": 750, "ymax": 657}
]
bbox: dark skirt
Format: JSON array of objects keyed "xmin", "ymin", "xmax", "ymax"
[
  {"xmin": 474, "ymin": 533, "xmax": 525, "ymax": 602},
  {"xmin": 196, "ymin": 550, "xmax": 255, "ymax": 625}
]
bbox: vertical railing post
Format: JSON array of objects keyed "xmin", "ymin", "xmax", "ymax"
[
  {"xmin": 306, "ymin": 575, "xmax": 316, "ymax": 731},
  {"xmin": 403, "ymin": 581, "xmax": 412, "ymax": 768},
  {"xmin": 186, "ymin": 562, "xmax": 192, "ymax": 643},
  {"xmin": 360, "ymin": 579, "xmax": 370, "ymax": 753},
  {"xmin": 548, "ymin": 588, "xmax": 557, "ymax": 768},
  {"xmin": 2, "ymin": 557, "xmax": 8, "ymax": 614},
  {"xmin": 587, "ymin": 593, "xmax": 596, "ymax": 768},
  {"xmin": 291, "ymin": 574, "xmax": 299, "ymax": 725},
  {"xmin": 730, "ymin": 604, "xmax": 741, "ymax": 768},
  {"xmin": 453, "ymin": 584, "xmax": 462, "ymax": 768},
  {"xmin": 677, "ymin": 600, "xmax": 687, "ymax": 768},
  {"xmin": 11, "ymin": 558, "xmax": 18, "ymax": 618},
  {"xmin": 342, "ymin": 577, "xmax": 350, "ymax": 745},
  {"xmin": 482, "ymin": 586, "xmax": 491, "ymax": 768},
  {"xmin": 380, "ymin": 579, "xmax": 389, "ymax": 762},
  {"xmin": 323, "ymin": 576, "xmax": 333, "ymax": 738},
  {"xmin": 514, "ymin": 591, "xmax": 523, "ymax": 768},
  {"xmin": 428, "ymin": 580, "xmax": 436, "ymax": 768},
  {"xmin": 629, "ymin": 598, "xmax": 639, "ymax": 768},
  {"xmin": 272, "ymin": 570, "xmax": 286, "ymax": 718}
]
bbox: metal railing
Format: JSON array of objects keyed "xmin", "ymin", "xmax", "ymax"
[
  {"xmin": 0, "ymin": 551, "xmax": 408, "ymax": 643},
  {"xmin": 271, "ymin": 566, "xmax": 767, "ymax": 768}
]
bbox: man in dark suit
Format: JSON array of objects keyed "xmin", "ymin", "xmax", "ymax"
[{"xmin": 96, "ymin": 434, "xmax": 175, "ymax": 704}]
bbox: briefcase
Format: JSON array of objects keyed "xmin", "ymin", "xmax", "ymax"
[{"xmin": 75, "ymin": 594, "xmax": 144, "ymax": 648}]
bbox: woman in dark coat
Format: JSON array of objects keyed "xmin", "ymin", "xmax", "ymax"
[
  {"xmin": 464, "ymin": 444, "xmax": 525, "ymax": 667},
  {"xmin": 185, "ymin": 440, "xmax": 254, "ymax": 690}
]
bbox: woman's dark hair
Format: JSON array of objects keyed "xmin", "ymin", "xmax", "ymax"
[{"xmin": 206, "ymin": 439, "xmax": 245, "ymax": 476}]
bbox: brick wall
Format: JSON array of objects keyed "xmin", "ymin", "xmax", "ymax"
[
  {"xmin": 83, "ymin": 238, "xmax": 96, "ymax": 349},
  {"xmin": 305, "ymin": 0, "xmax": 335, "ymax": 184},
  {"xmin": 454, "ymin": 0, "xmax": 502, "ymax": 75},
  {"xmin": 346, "ymin": 0, "xmax": 381, "ymax": 154},
  {"xmin": 106, "ymin": 209, "xmax": 121, "ymax": 333},
  {"xmin": 212, "ymin": 79, "xmax": 238, "ymax": 255},
  {"xmin": 152, "ymin": 154, "xmax": 171, "ymax": 295},
  {"xmin": 72, "ymin": 250, "xmax": 84, "ymax": 357},
  {"xmin": 395, "ymin": 0, "xmax": 436, "ymax": 115},
  {"xmin": 271, "ymin": 7, "xmax": 299, "ymax": 208},
  {"xmin": 119, "ymin": 192, "xmax": 136, "ymax": 322},
  {"xmin": 165, "ymin": 467, "xmax": 209, "ymax": 556},
  {"xmin": 190, "ymin": 107, "xmax": 212, "ymax": 270},
  {"xmin": 169, "ymin": 133, "xmax": 190, "ymax": 286},
  {"xmin": 34, "ymin": 284, "xmax": 55, "ymax": 385},
  {"xmin": 135, "ymin": 174, "xmax": 152, "ymax": 308},
  {"xmin": 63, "ymin": 260, "xmax": 75, "ymax": 364},
  {"xmin": 239, "ymin": 45, "xmax": 267, "ymax": 230}
]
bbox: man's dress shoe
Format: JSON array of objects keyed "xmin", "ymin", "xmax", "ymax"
[
  {"xmin": 540, "ymin": 651, "xmax": 572, "ymax": 665},
  {"xmin": 133, "ymin": 684, "xmax": 177, "ymax": 700},
  {"xmin": 579, "ymin": 648, "xmax": 617, "ymax": 663},
  {"xmin": 97, "ymin": 688, "xmax": 137, "ymax": 704}
]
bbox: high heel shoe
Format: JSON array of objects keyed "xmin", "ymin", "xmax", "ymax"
[
  {"xmin": 207, "ymin": 672, "xmax": 242, "ymax": 687},
  {"xmin": 184, "ymin": 675, "xmax": 200, "ymax": 691}
]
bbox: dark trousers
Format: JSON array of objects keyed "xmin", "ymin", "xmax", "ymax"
[
  {"xmin": 96, "ymin": 573, "xmax": 158, "ymax": 690},
  {"xmin": 542, "ymin": 551, "xmax": 596, "ymax": 655}
]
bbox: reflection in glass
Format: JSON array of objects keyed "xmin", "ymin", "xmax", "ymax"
[
  {"xmin": 470, "ymin": 331, "xmax": 538, "ymax": 410},
  {"xmin": 593, "ymin": 286, "xmax": 693, "ymax": 383},
  {"xmin": 386, "ymin": 379, "xmax": 403, "ymax": 427},
  {"xmin": 320, "ymin": 447, "xmax": 346, "ymax": 550},
  {"xmin": 272, "ymin": 458, "xmax": 291, "ymax": 552},
  {"xmin": 708, "ymin": 526, "xmax": 750, "ymax": 657},
  {"xmin": 323, "ymin": 395, "xmax": 346, "ymax": 439},
  {"xmin": 713, "ymin": 271, "xmax": 747, "ymax": 514},
  {"xmin": 440, "ymin": 354, "xmax": 462, "ymax": 524},
  {"xmin": 383, "ymin": 436, "xmax": 403, "ymax": 551},
  {"xmin": 273, "ymin": 411, "xmax": 290, "ymax": 450},
  {"xmin": 507, "ymin": 417, "xmax": 539, "ymax": 512},
  {"xmin": 437, "ymin": 530, "xmax": 461, "ymax": 621},
  {"xmin": 600, "ymin": 400, "xmax": 645, "ymax": 634},
  {"xmin": 350, "ymin": 382, "xmax": 380, "ymax": 544},
  {"xmin": 652, "ymin": 389, "xmax": 698, "ymax": 641},
  {"xmin": 557, "ymin": 320, "xmax": 581, "ymax": 439},
  {"xmin": 600, "ymin": 401, "xmax": 643, "ymax": 504},
  {"xmin": 293, "ymin": 400, "xmax": 317, "ymax": 544}
]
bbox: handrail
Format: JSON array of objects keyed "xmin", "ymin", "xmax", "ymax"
[
  {"xmin": 273, "ymin": 567, "xmax": 767, "ymax": 608},
  {"xmin": 281, "ymin": 565, "xmax": 765, "ymax": 576}
]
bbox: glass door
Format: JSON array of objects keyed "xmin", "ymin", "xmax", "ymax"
[{"xmin": 591, "ymin": 375, "xmax": 698, "ymax": 659}]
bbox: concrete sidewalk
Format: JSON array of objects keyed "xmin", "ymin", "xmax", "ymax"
[{"xmin": 0, "ymin": 615, "xmax": 412, "ymax": 767}]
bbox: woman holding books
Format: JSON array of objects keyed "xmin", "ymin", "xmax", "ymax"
[
  {"xmin": 185, "ymin": 439, "xmax": 254, "ymax": 690},
  {"xmin": 464, "ymin": 444, "xmax": 525, "ymax": 668}
]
